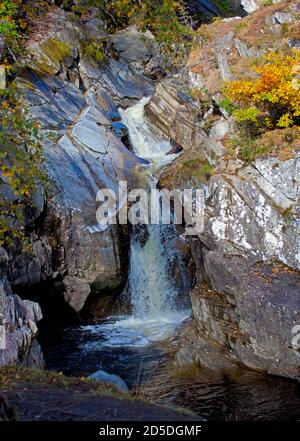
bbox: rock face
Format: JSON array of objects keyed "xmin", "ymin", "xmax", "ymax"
[
  {"xmin": 145, "ymin": 80, "xmax": 206, "ymax": 151},
  {"xmin": 0, "ymin": 248, "xmax": 44, "ymax": 368},
  {"xmin": 176, "ymin": 248, "xmax": 300, "ymax": 378},
  {"xmin": 148, "ymin": 3, "xmax": 300, "ymax": 380},
  {"xmin": 175, "ymin": 150, "xmax": 300, "ymax": 378},
  {"xmin": 5, "ymin": 8, "xmax": 157, "ymax": 315},
  {"xmin": 167, "ymin": 148, "xmax": 300, "ymax": 379}
]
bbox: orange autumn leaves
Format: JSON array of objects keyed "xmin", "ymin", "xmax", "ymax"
[{"xmin": 224, "ymin": 50, "xmax": 300, "ymax": 129}]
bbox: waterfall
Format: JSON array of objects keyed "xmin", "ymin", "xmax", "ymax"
[
  {"xmin": 119, "ymin": 97, "xmax": 176, "ymax": 167},
  {"xmin": 80, "ymin": 98, "xmax": 190, "ymax": 349},
  {"xmin": 129, "ymin": 225, "xmax": 177, "ymax": 318},
  {"xmin": 119, "ymin": 99, "xmax": 188, "ymax": 320}
]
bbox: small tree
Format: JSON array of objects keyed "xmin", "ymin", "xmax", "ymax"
[
  {"xmin": 223, "ymin": 50, "xmax": 300, "ymax": 130},
  {"xmin": 0, "ymin": 87, "xmax": 46, "ymax": 247}
]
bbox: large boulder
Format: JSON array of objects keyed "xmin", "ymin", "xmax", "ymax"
[
  {"xmin": 145, "ymin": 79, "xmax": 206, "ymax": 151},
  {"xmin": 111, "ymin": 26, "xmax": 165, "ymax": 79},
  {"xmin": 89, "ymin": 369, "xmax": 129, "ymax": 394}
]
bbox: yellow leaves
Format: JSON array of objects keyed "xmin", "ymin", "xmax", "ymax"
[
  {"xmin": 1, "ymin": 167, "xmax": 13, "ymax": 178},
  {"xmin": 0, "ymin": 86, "xmax": 47, "ymax": 247},
  {"xmin": 277, "ymin": 113, "xmax": 294, "ymax": 128},
  {"xmin": 1, "ymin": 100, "xmax": 10, "ymax": 109},
  {"xmin": 224, "ymin": 79, "xmax": 255, "ymax": 102},
  {"xmin": 223, "ymin": 49, "xmax": 300, "ymax": 130}
]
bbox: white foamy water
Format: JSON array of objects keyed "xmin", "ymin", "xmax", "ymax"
[
  {"xmin": 80, "ymin": 311, "xmax": 189, "ymax": 349},
  {"xmin": 129, "ymin": 225, "xmax": 177, "ymax": 318},
  {"xmin": 81, "ymin": 98, "xmax": 189, "ymax": 350},
  {"xmin": 119, "ymin": 97, "xmax": 177, "ymax": 167}
]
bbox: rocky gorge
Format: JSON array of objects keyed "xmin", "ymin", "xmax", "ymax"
[{"xmin": 0, "ymin": 0, "xmax": 300, "ymax": 421}]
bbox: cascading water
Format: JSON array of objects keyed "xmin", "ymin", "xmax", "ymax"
[
  {"xmin": 118, "ymin": 98, "xmax": 190, "ymax": 324},
  {"xmin": 78, "ymin": 98, "xmax": 190, "ymax": 348},
  {"xmin": 129, "ymin": 224, "xmax": 177, "ymax": 318}
]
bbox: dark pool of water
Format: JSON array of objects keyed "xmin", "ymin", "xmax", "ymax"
[
  {"xmin": 40, "ymin": 319, "xmax": 167, "ymax": 388},
  {"xmin": 40, "ymin": 320, "xmax": 300, "ymax": 421}
]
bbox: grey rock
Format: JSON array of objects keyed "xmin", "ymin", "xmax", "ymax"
[
  {"xmin": 241, "ymin": 0, "xmax": 260, "ymax": 14},
  {"xmin": 9, "ymin": 237, "xmax": 52, "ymax": 288},
  {"xmin": 19, "ymin": 60, "xmax": 144, "ymax": 311},
  {"xmin": 215, "ymin": 32, "xmax": 234, "ymax": 81},
  {"xmin": 272, "ymin": 12, "xmax": 293, "ymax": 25},
  {"xmin": 100, "ymin": 59, "xmax": 153, "ymax": 102},
  {"xmin": 111, "ymin": 26, "xmax": 164, "ymax": 78},
  {"xmin": 0, "ymin": 33, "xmax": 4, "ymax": 60},
  {"xmin": 0, "ymin": 65, "xmax": 5, "ymax": 89},
  {"xmin": 78, "ymin": 58, "xmax": 153, "ymax": 104},
  {"xmin": 89, "ymin": 369, "xmax": 129, "ymax": 393},
  {"xmin": 112, "ymin": 27, "xmax": 154, "ymax": 65},
  {"xmin": 204, "ymin": 171, "xmax": 300, "ymax": 269},
  {"xmin": 145, "ymin": 79, "xmax": 205, "ymax": 151},
  {"xmin": 82, "ymin": 17, "xmax": 106, "ymax": 40},
  {"xmin": 0, "ymin": 250, "xmax": 44, "ymax": 368},
  {"xmin": 209, "ymin": 117, "xmax": 231, "ymax": 139},
  {"xmin": 177, "ymin": 247, "xmax": 300, "ymax": 379},
  {"xmin": 204, "ymin": 140, "xmax": 227, "ymax": 166},
  {"xmin": 235, "ymin": 39, "xmax": 251, "ymax": 58}
]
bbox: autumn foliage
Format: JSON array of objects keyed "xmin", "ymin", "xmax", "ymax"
[
  {"xmin": 0, "ymin": 88, "xmax": 46, "ymax": 247},
  {"xmin": 224, "ymin": 50, "xmax": 300, "ymax": 129},
  {"xmin": 75, "ymin": 0, "xmax": 192, "ymax": 61}
]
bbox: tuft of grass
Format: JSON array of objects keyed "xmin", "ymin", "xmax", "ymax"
[
  {"xmin": 81, "ymin": 40, "xmax": 105, "ymax": 65},
  {"xmin": 224, "ymin": 127, "xmax": 300, "ymax": 161},
  {"xmin": 40, "ymin": 38, "xmax": 71, "ymax": 66},
  {"xmin": 181, "ymin": 159, "xmax": 214, "ymax": 183},
  {"xmin": 0, "ymin": 366, "xmax": 126, "ymax": 399}
]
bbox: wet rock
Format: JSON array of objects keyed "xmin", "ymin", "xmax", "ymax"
[
  {"xmin": 18, "ymin": 59, "xmax": 145, "ymax": 312},
  {"xmin": 0, "ymin": 395, "xmax": 18, "ymax": 421},
  {"xmin": 132, "ymin": 225, "xmax": 150, "ymax": 247},
  {"xmin": 167, "ymin": 141, "xmax": 183, "ymax": 155},
  {"xmin": 89, "ymin": 369, "xmax": 129, "ymax": 394}
]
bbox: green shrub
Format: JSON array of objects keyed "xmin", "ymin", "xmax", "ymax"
[
  {"xmin": 0, "ymin": 87, "xmax": 47, "ymax": 247},
  {"xmin": 81, "ymin": 41, "xmax": 105, "ymax": 65}
]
